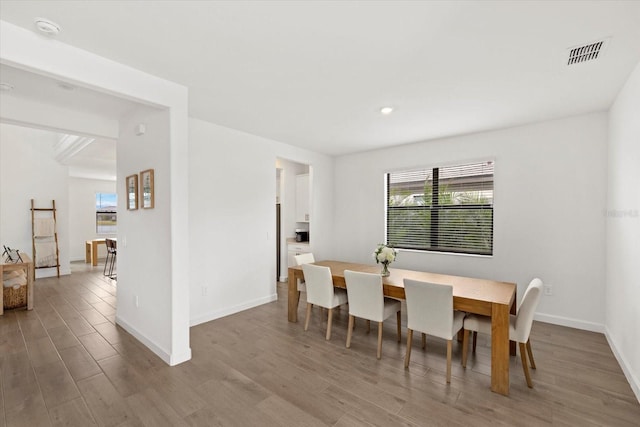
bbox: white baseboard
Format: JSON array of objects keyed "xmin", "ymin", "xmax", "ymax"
[
  {"xmin": 116, "ymin": 315, "xmax": 177, "ymax": 365},
  {"xmin": 279, "ymin": 275, "xmax": 288, "ymax": 283},
  {"xmin": 534, "ymin": 312, "xmax": 605, "ymax": 333},
  {"xmin": 169, "ymin": 348, "xmax": 192, "ymax": 366},
  {"xmin": 605, "ymin": 327, "xmax": 640, "ymax": 403},
  {"xmin": 190, "ymin": 293, "xmax": 278, "ymax": 327}
]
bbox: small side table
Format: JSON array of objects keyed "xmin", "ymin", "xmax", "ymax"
[{"xmin": 1, "ymin": 254, "xmax": 34, "ymax": 315}]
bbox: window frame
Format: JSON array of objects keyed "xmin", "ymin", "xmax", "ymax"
[
  {"xmin": 96, "ymin": 192, "xmax": 117, "ymax": 235},
  {"xmin": 385, "ymin": 160, "xmax": 494, "ymax": 256}
]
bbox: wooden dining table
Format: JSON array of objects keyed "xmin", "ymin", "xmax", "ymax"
[{"xmin": 288, "ymin": 260, "xmax": 517, "ymax": 396}]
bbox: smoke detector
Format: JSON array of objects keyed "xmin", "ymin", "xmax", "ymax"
[
  {"xmin": 34, "ymin": 18, "xmax": 61, "ymax": 36},
  {"xmin": 567, "ymin": 38, "xmax": 610, "ymax": 65}
]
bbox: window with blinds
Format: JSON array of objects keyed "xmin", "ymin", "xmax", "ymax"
[{"xmin": 386, "ymin": 161, "xmax": 494, "ymax": 255}]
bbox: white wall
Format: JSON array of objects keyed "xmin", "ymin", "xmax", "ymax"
[
  {"xmin": 0, "ymin": 123, "xmax": 70, "ymax": 277},
  {"xmin": 334, "ymin": 112, "xmax": 608, "ymax": 330},
  {"xmin": 606, "ymin": 61, "xmax": 640, "ymax": 400},
  {"xmin": 68, "ymin": 177, "xmax": 117, "ymax": 261},
  {"xmin": 116, "ymin": 106, "xmax": 175, "ymax": 361},
  {"xmin": 188, "ymin": 118, "xmax": 333, "ymax": 326}
]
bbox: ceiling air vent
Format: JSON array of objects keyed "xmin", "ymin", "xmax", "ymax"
[{"xmin": 567, "ymin": 39, "xmax": 609, "ymax": 65}]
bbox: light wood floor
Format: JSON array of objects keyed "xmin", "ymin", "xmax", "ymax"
[{"xmin": 1, "ymin": 263, "xmax": 639, "ymax": 426}]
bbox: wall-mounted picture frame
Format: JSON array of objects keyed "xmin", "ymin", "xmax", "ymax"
[
  {"xmin": 140, "ymin": 169, "xmax": 154, "ymax": 209},
  {"xmin": 126, "ymin": 174, "xmax": 138, "ymax": 210}
]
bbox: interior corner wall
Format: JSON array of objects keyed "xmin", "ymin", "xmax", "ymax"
[
  {"xmin": 606, "ymin": 60, "xmax": 640, "ymax": 401},
  {"xmin": 0, "ymin": 123, "xmax": 70, "ymax": 277},
  {"xmin": 188, "ymin": 118, "xmax": 334, "ymax": 326},
  {"xmin": 334, "ymin": 112, "xmax": 608, "ymax": 331},
  {"xmin": 68, "ymin": 177, "xmax": 117, "ymax": 261}
]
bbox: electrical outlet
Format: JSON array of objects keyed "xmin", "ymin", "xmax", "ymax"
[
  {"xmin": 544, "ymin": 284, "xmax": 553, "ymax": 296},
  {"xmin": 135, "ymin": 295, "xmax": 139, "ymax": 307}
]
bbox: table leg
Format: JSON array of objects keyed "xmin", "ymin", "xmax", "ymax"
[
  {"xmin": 491, "ymin": 302, "xmax": 510, "ymax": 396},
  {"xmin": 288, "ymin": 268, "xmax": 298, "ymax": 322},
  {"xmin": 510, "ymin": 290, "xmax": 517, "ymax": 356},
  {"xmin": 92, "ymin": 241, "xmax": 99, "ymax": 266}
]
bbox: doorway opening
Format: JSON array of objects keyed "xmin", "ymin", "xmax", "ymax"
[{"xmin": 275, "ymin": 158, "xmax": 311, "ymax": 283}]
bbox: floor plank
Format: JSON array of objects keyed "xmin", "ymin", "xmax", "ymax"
[
  {"xmin": 76, "ymin": 373, "xmax": 137, "ymax": 427},
  {"xmin": 33, "ymin": 359, "xmax": 81, "ymax": 408},
  {"xmin": 48, "ymin": 398, "xmax": 97, "ymax": 427}
]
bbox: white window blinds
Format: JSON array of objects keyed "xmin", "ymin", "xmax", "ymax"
[{"xmin": 386, "ymin": 161, "xmax": 494, "ymax": 255}]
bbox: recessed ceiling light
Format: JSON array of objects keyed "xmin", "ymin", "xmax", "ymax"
[
  {"xmin": 380, "ymin": 106, "xmax": 394, "ymax": 115},
  {"xmin": 34, "ymin": 18, "xmax": 61, "ymax": 35},
  {"xmin": 0, "ymin": 83, "xmax": 14, "ymax": 91}
]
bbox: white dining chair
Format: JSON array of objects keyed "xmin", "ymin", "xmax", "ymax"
[
  {"xmin": 301, "ymin": 263, "xmax": 348, "ymax": 340},
  {"xmin": 461, "ymin": 278, "xmax": 544, "ymax": 388},
  {"xmin": 294, "ymin": 252, "xmax": 315, "ymax": 303},
  {"xmin": 403, "ymin": 279, "xmax": 465, "ymax": 383},
  {"xmin": 344, "ymin": 270, "xmax": 401, "ymax": 359}
]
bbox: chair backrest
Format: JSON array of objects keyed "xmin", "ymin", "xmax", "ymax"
[
  {"xmin": 513, "ymin": 278, "xmax": 543, "ymax": 343},
  {"xmin": 106, "ymin": 238, "xmax": 117, "ymax": 254},
  {"xmin": 294, "ymin": 253, "xmax": 315, "ymax": 266},
  {"xmin": 344, "ymin": 270, "xmax": 384, "ymax": 322},
  {"xmin": 403, "ymin": 279, "xmax": 454, "ymax": 340},
  {"xmin": 294, "ymin": 253, "xmax": 315, "ymax": 288},
  {"xmin": 301, "ymin": 264, "xmax": 335, "ymax": 308}
]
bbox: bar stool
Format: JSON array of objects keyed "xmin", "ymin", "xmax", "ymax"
[{"xmin": 104, "ymin": 238, "xmax": 117, "ymax": 279}]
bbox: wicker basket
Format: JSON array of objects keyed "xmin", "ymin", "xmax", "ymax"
[{"xmin": 3, "ymin": 284, "xmax": 27, "ymax": 310}]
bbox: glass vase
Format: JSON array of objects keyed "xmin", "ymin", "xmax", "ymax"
[{"xmin": 381, "ymin": 262, "xmax": 390, "ymax": 277}]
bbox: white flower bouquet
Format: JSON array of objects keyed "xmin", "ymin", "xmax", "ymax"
[{"xmin": 373, "ymin": 244, "xmax": 397, "ymax": 276}]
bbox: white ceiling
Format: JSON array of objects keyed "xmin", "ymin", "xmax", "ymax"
[
  {"xmin": 63, "ymin": 137, "xmax": 117, "ymax": 181},
  {"xmin": 1, "ymin": 1, "xmax": 640, "ymax": 156}
]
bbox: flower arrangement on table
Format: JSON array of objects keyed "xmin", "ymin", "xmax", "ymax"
[{"xmin": 373, "ymin": 244, "xmax": 397, "ymax": 277}]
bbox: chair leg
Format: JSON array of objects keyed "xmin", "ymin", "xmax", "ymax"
[
  {"xmin": 326, "ymin": 308, "xmax": 333, "ymax": 340},
  {"xmin": 304, "ymin": 303, "xmax": 312, "ymax": 331},
  {"xmin": 108, "ymin": 253, "xmax": 116, "ymax": 278},
  {"xmin": 396, "ymin": 311, "xmax": 401, "ymax": 342},
  {"xmin": 526, "ymin": 339, "xmax": 536, "ymax": 369},
  {"xmin": 377, "ymin": 321, "xmax": 383, "ymax": 359},
  {"xmin": 472, "ymin": 331, "xmax": 477, "ymax": 352},
  {"xmin": 404, "ymin": 329, "xmax": 413, "ymax": 368},
  {"xmin": 446, "ymin": 340, "xmax": 452, "ymax": 383},
  {"xmin": 421, "ymin": 333, "xmax": 426, "ymax": 349},
  {"xmin": 346, "ymin": 315, "xmax": 354, "ymax": 348},
  {"xmin": 103, "ymin": 252, "xmax": 111, "ymax": 275},
  {"xmin": 519, "ymin": 342, "xmax": 533, "ymax": 388},
  {"xmin": 462, "ymin": 329, "xmax": 469, "ymax": 368}
]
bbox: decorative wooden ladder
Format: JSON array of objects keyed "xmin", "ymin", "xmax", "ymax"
[{"xmin": 30, "ymin": 199, "xmax": 60, "ymax": 278}]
